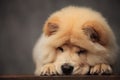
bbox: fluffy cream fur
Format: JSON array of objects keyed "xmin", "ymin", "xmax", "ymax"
[{"xmin": 33, "ymin": 6, "xmax": 118, "ymax": 76}]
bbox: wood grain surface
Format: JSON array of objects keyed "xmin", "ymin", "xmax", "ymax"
[{"xmin": 0, "ymin": 75, "xmax": 120, "ymax": 80}]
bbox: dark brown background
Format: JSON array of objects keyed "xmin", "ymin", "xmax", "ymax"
[{"xmin": 0, "ymin": 0, "xmax": 120, "ymax": 75}]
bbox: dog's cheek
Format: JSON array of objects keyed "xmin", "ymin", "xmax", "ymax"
[{"xmin": 80, "ymin": 64, "xmax": 90, "ymax": 75}]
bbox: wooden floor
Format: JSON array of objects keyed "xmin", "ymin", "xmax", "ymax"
[{"xmin": 0, "ymin": 75, "xmax": 120, "ymax": 80}]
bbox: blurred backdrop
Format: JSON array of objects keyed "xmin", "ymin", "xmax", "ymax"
[{"xmin": 0, "ymin": 0, "xmax": 120, "ymax": 75}]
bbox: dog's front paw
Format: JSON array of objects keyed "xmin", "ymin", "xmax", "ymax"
[
  {"xmin": 39, "ymin": 63, "xmax": 58, "ymax": 76},
  {"xmin": 90, "ymin": 64, "xmax": 112, "ymax": 75}
]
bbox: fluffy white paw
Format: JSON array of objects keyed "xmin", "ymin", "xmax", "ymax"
[
  {"xmin": 35, "ymin": 63, "xmax": 58, "ymax": 76},
  {"xmin": 90, "ymin": 64, "xmax": 112, "ymax": 75}
]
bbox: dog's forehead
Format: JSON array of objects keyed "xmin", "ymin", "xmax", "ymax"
[{"xmin": 61, "ymin": 40, "xmax": 84, "ymax": 49}]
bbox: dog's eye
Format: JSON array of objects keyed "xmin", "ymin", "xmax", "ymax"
[
  {"xmin": 57, "ymin": 47, "xmax": 64, "ymax": 52},
  {"xmin": 77, "ymin": 49, "xmax": 87, "ymax": 55}
]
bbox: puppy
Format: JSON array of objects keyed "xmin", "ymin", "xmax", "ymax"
[{"xmin": 33, "ymin": 6, "xmax": 118, "ymax": 76}]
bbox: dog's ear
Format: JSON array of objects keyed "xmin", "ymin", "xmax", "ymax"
[
  {"xmin": 83, "ymin": 27, "xmax": 100, "ymax": 42},
  {"xmin": 44, "ymin": 22, "xmax": 59, "ymax": 36},
  {"xmin": 82, "ymin": 22, "xmax": 108, "ymax": 45}
]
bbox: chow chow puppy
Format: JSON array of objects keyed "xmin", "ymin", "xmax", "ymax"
[{"xmin": 33, "ymin": 6, "xmax": 118, "ymax": 76}]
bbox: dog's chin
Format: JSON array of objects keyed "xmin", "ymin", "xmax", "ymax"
[{"xmin": 72, "ymin": 65, "xmax": 90, "ymax": 75}]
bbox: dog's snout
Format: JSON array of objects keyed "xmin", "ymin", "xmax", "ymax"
[{"xmin": 61, "ymin": 63, "xmax": 74, "ymax": 75}]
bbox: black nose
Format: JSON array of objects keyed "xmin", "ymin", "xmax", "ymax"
[{"xmin": 61, "ymin": 63, "xmax": 74, "ymax": 75}]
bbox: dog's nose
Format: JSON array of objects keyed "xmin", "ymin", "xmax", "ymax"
[{"xmin": 61, "ymin": 63, "xmax": 74, "ymax": 75}]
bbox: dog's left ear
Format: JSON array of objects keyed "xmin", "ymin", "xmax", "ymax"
[
  {"xmin": 82, "ymin": 22, "xmax": 108, "ymax": 46},
  {"xmin": 44, "ymin": 22, "xmax": 59, "ymax": 36},
  {"xmin": 83, "ymin": 27, "xmax": 100, "ymax": 42}
]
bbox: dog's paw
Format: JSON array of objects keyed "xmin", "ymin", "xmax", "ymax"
[
  {"xmin": 39, "ymin": 63, "xmax": 58, "ymax": 76},
  {"xmin": 90, "ymin": 64, "xmax": 112, "ymax": 75}
]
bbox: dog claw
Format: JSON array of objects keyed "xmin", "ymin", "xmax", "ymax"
[
  {"xmin": 38, "ymin": 63, "xmax": 58, "ymax": 76},
  {"xmin": 90, "ymin": 64, "xmax": 112, "ymax": 75}
]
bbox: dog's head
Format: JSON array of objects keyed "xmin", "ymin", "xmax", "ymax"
[{"xmin": 42, "ymin": 6, "xmax": 117, "ymax": 75}]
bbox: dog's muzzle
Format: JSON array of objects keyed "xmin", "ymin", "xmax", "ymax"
[{"xmin": 61, "ymin": 63, "xmax": 74, "ymax": 75}]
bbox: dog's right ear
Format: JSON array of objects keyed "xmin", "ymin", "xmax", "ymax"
[{"xmin": 43, "ymin": 22, "xmax": 59, "ymax": 36}]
